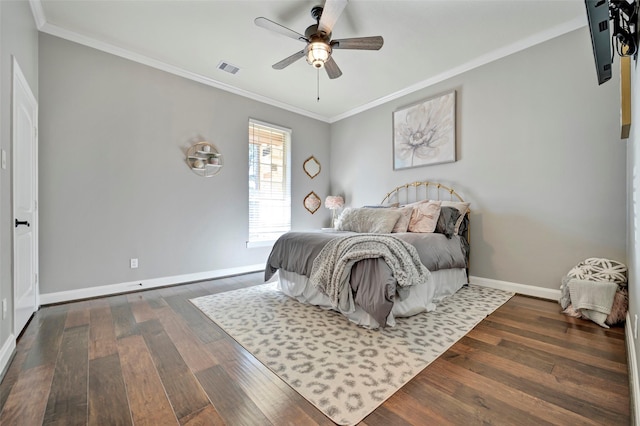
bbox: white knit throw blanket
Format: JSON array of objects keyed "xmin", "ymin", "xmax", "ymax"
[
  {"xmin": 309, "ymin": 234, "xmax": 430, "ymax": 313},
  {"xmin": 567, "ymin": 279, "xmax": 618, "ymax": 328}
]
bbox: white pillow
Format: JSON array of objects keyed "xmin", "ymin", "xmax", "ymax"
[{"xmin": 337, "ymin": 208, "xmax": 402, "ymax": 233}]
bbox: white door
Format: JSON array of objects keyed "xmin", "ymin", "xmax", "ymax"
[{"xmin": 12, "ymin": 58, "xmax": 38, "ymax": 335}]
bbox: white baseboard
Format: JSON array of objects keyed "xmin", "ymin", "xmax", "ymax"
[
  {"xmin": 0, "ymin": 334, "xmax": 16, "ymax": 380},
  {"xmin": 39, "ymin": 264, "xmax": 265, "ymax": 305},
  {"xmin": 626, "ymin": 312, "xmax": 640, "ymax": 426},
  {"xmin": 469, "ymin": 275, "xmax": 561, "ymax": 301},
  {"xmin": 39, "ymin": 271, "xmax": 560, "ymax": 305}
]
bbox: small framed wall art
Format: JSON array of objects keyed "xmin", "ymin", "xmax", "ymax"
[
  {"xmin": 303, "ymin": 156, "xmax": 321, "ymax": 179},
  {"xmin": 303, "ymin": 191, "xmax": 321, "ymax": 214},
  {"xmin": 392, "ymin": 90, "xmax": 456, "ymax": 170}
]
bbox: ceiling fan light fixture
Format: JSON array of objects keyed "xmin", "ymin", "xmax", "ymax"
[
  {"xmin": 306, "ymin": 41, "xmax": 331, "ymax": 68},
  {"xmin": 255, "ymin": 1, "xmax": 383, "ymax": 80}
]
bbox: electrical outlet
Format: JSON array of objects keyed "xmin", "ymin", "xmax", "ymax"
[
  {"xmin": 130, "ymin": 258, "xmax": 138, "ymax": 269},
  {"xmin": 2, "ymin": 299, "xmax": 6, "ymax": 320},
  {"xmin": 635, "ymin": 314, "xmax": 638, "ymax": 340}
]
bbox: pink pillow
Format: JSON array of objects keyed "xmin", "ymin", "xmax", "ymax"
[
  {"xmin": 391, "ymin": 206, "xmax": 413, "ymax": 233},
  {"xmin": 408, "ymin": 200, "xmax": 442, "ymax": 233}
]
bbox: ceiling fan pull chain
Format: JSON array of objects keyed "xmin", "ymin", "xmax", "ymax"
[{"xmin": 317, "ymin": 68, "xmax": 320, "ymax": 102}]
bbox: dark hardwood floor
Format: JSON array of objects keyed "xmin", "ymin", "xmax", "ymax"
[{"xmin": 0, "ymin": 272, "xmax": 630, "ymax": 425}]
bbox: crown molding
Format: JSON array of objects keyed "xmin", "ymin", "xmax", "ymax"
[
  {"xmin": 327, "ymin": 15, "xmax": 587, "ymax": 123},
  {"xmin": 28, "ymin": 0, "xmax": 46, "ymax": 29},
  {"xmin": 30, "ymin": 0, "xmax": 586, "ymax": 124},
  {"xmin": 36, "ymin": 22, "xmax": 330, "ymax": 123}
]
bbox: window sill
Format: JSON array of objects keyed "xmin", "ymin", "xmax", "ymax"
[{"xmin": 246, "ymin": 240, "xmax": 276, "ymax": 249}]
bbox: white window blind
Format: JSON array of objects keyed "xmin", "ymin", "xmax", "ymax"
[{"xmin": 248, "ymin": 119, "xmax": 291, "ymax": 245}]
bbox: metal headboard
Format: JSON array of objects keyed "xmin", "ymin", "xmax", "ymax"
[
  {"xmin": 381, "ymin": 181, "xmax": 464, "ymax": 205},
  {"xmin": 382, "ymin": 181, "xmax": 470, "ymax": 279}
]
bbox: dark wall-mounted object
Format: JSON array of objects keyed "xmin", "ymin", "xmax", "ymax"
[
  {"xmin": 584, "ymin": 0, "xmax": 638, "ymax": 85},
  {"xmin": 585, "ymin": 0, "xmax": 613, "ymax": 85},
  {"xmin": 610, "ymin": 0, "xmax": 638, "ymax": 57}
]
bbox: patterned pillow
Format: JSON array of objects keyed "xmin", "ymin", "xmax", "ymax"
[
  {"xmin": 440, "ymin": 200, "xmax": 470, "ymax": 235},
  {"xmin": 337, "ymin": 208, "xmax": 402, "ymax": 233},
  {"xmin": 566, "ymin": 258, "xmax": 628, "ymax": 286},
  {"xmin": 407, "ymin": 200, "xmax": 442, "ymax": 233},
  {"xmin": 434, "ymin": 206, "xmax": 461, "ymax": 238},
  {"xmin": 391, "ymin": 206, "xmax": 413, "ymax": 233}
]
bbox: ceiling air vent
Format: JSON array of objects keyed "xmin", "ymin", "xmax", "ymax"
[{"xmin": 217, "ymin": 61, "xmax": 240, "ymax": 75}]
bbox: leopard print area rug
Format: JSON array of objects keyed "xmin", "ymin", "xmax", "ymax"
[{"xmin": 191, "ymin": 283, "xmax": 513, "ymax": 425}]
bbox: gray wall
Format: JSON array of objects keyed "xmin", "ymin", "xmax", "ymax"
[
  {"xmin": 38, "ymin": 34, "xmax": 330, "ymax": 294},
  {"xmin": 627, "ymin": 44, "xmax": 639, "ymax": 416},
  {"xmin": 37, "ymin": 27, "xmax": 627, "ymax": 295},
  {"xmin": 0, "ymin": 0, "xmax": 38, "ymax": 350},
  {"xmin": 330, "ymin": 27, "xmax": 626, "ymax": 290}
]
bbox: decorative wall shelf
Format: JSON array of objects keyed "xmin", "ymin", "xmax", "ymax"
[{"xmin": 186, "ymin": 141, "xmax": 223, "ymax": 177}]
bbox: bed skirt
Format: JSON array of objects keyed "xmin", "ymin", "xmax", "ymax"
[{"xmin": 276, "ymin": 267, "xmax": 468, "ymax": 328}]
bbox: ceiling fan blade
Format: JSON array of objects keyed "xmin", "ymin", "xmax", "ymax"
[
  {"xmin": 324, "ymin": 56, "xmax": 342, "ymax": 79},
  {"xmin": 318, "ymin": 0, "xmax": 348, "ymax": 35},
  {"xmin": 272, "ymin": 50, "xmax": 305, "ymax": 70},
  {"xmin": 255, "ymin": 17, "xmax": 307, "ymax": 42},
  {"xmin": 331, "ymin": 36, "xmax": 384, "ymax": 50}
]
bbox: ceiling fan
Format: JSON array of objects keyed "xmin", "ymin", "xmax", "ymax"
[{"xmin": 254, "ymin": 0, "xmax": 384, "ymax": 79}]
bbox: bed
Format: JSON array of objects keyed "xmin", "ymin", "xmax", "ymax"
[{"xmin": 264, "ymin": 181, "xmax": 470, "ymax": 328}]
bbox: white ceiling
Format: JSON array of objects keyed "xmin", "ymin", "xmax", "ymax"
[{"xmin": 32, "ymin": 0, "xmax": 587, "ymax": 122}]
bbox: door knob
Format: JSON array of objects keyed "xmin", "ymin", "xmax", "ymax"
[{"xmin": 15, "ymin": 219, "xmax": 30, "ymax": 228}]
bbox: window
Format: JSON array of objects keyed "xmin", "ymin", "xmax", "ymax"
[{"xmin": 248, "ymin": 119, "xmax": 291, "ymax": 246}]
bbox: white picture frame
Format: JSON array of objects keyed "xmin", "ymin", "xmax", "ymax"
[{"xmin": 393, "ymin": 90, "xmax": 456, "ymax": 170}]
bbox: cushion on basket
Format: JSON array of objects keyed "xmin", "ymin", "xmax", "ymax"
[
  {"xmin": 565, "ymin": 258, "xmax": 627, "ymax": 286},
  {"xmin": 560, "ymin": 258, "xmax": 628, "ymax": 327}
]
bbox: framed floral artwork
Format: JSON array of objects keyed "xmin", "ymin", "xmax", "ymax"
[{"xmin": 393, "ymin": 90, "xmax": 456, "ymax": 170}]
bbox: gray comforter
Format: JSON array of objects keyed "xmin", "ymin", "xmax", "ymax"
[
  {"xmin": 309, "ymin": 234, "xmax": 430, "ymax": 315},
  {"xmin": 264, "ymin": 231, "xmax": 467, "ymax": 325}
]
